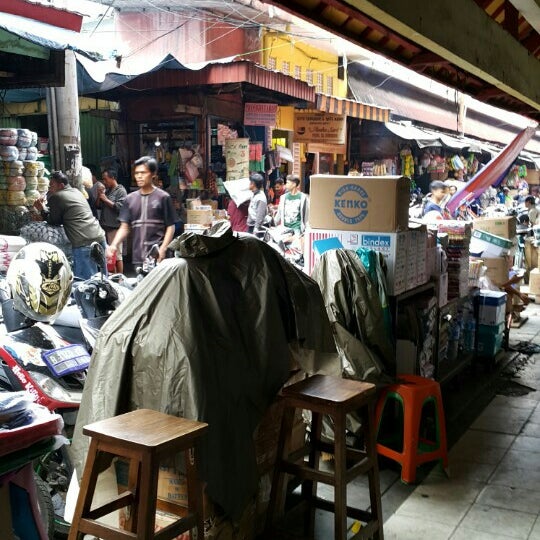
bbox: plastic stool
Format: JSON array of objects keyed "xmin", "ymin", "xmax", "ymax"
[
  {"xmin": 375, "ymin": 374, "xmax": 448, "ymax": 484},
  {"xmin": 266, "ymin": 374, "xmax": 384, "ymax": 540},
  {"xmin": 68, "ymin": 409, "xmax": 208, "ymax": 540}
]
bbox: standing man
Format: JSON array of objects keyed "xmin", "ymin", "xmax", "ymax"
[
  {"xmin": 275, "ymin": 174, "xmax": 309, "ymax": 234},
  {"xmin": 97, "ymin": 168, "xmax": 127, "ymax": 273},
  {"xmin": 422, "ymin": 180, "xmax": 448, "ymax": 218},
  {"xmin": 525, "ymin": 195, "xmax": 539, "ymax": 226},
  {"xmin": 246, "ymin": 173, "xmax": 267, "ymax": 233},
  {"xmin": 34, "ymin": 170, "xmax": 106, "ymax": 279},
  {"xmin": 107, "ymin": 156, "xmax": 176, "ymax": 266}
]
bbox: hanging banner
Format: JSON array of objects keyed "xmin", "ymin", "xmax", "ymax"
[
  {"xmin": 292, "ymin": 143, "xmax": 301, "ymax": 177},
  {"xmin": 225, "ymin": 138, "xmax": 250, "ymax": 181},
  {"xmin": 244, "ymin": 103, "xmax": 278, "ymax": 126},
  {"xmin": 293, "ymin": 111, "xmax": 346, "ymax": 145},
  {"xmin": 446, "ymin": 125, "xmax": 537, "ymax": 215}
]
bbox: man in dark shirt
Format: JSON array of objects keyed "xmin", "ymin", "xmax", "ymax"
[
  {"xmin": 107, "ymin": 156, "xmax": 176, "ymax": 265},
  {"xmin": 97, "ymin": 168, "xmax": 127, "ymax": 273},
  {"xmin": 34, "ymin": 170, "xmax": 106, "ymax": 279},
  {"xmin": 422, "ymin": 180, "xmax": 448, "ymax": 218}
]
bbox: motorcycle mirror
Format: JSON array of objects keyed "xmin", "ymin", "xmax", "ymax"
[
  {"xmin": 90, "ymin": 242, "xmax": 106, "ymax": 269},
  {"xmin": 149, "ymin": 244, "xmax": 160, "ymax": 260}
]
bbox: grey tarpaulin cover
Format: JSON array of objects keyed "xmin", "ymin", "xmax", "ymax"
[
  {"xmin": 71, "ymin": 223, "xmax": 339, "ymax": 519},
  {"xmin": 311, "ymin": 249, "xmax": 395, "ymax": 384}
]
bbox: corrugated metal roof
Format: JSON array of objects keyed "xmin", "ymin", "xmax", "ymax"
[
  {"xmin": 80, "ymin": 57, "xmax": 316, "ymax": 104},
  {"xmin": 0, "ymin": 11, "xmax": 101, "ymax": 60}
]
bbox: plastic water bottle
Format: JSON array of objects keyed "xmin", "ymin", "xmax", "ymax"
[{"xmin": 463, "ymin": 317, "xmax": 476, "ymax": 353}]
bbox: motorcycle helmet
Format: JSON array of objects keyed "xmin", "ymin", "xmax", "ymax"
[{"xmin": 7, "ymin": 242, "xmax": 73, "ymax": 322}]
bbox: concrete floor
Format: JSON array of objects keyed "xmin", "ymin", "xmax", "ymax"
[{"xmin": 278, "ymin": 301, "xmax": 540, "ymax": 539}]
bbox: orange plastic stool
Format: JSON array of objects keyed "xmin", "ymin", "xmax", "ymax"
[{"xmin": 374, "ymin": 374, "xmax": 448, "ymax": 484}]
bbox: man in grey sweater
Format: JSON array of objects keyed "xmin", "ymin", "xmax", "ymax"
[
  {"xmin": 34, "ymin": 171, "xmax": 106, "ymax": 279},
  {"xmin": 247, "ymin": 173, "xmax": 267, "ymax": 233}
]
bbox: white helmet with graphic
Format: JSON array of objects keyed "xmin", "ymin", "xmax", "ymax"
[{"xmin": 7, "ymin": 242, "xmax": 73, "ymax": 322}]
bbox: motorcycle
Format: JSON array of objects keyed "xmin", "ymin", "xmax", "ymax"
[
  {"xmin": 135, "ymin": 243, "xmax": 160, "ymax": 282},
  {"xmin": 0, "ymin": 242, "xmax": 126, "ymax": 536},
  {"xmin": 255, "ymin": 217, "xmax": 305, "ymax": 270}
]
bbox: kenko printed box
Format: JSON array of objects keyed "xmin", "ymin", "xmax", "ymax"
[{"xmin": 308, "ymin": 175, "xmax": 410, "ymax": 232}]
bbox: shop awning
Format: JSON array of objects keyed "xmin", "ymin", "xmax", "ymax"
[
  {"xmin": 315, "ymin": 93, "xmax": 391, "ymax": 122},
  {"xmin": 384, "ymin": 122, "xmax": 441, "ymax": 148}
]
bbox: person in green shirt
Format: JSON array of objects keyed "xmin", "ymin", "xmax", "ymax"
[{"xmin": 275, "ymin": 174, "xmax": 309, "ymax": 234}]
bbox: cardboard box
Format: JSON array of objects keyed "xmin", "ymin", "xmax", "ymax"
[
  {"xmin": 530, "ymin": 268, "xmax": 540, "ymax": 295},
  {"xmin": 476, "ymin": 290, "xmax": 507, "ymax": 326},
  {"xmin": 477, "ymin": 322, "xmax": 505, "ymax": 357},
  {"xmin": 304, "ymin": 227, "xmax": 409, "ymax": 295},
  {"xmin": 187, "ymin": 209, "xmax": 213, "ymax": 226},
  {"xmin": 309, "ymin": 175, "xmax": 410, "ymax": 232},
  {"xmin": 472, "ymin": 256, "xmax": 511, "ymax": 287},
  {"xmin": 473, "ymin": 216, "xmax": 517, "ymax": 240},
  {"xmin": 396, "ymin": 340, "xmax": 417, "ymax": 374},
  {"xmin": 157, "ymin": 466, "xmax": 188, "ymax": 506},
  {"xmin": 527, "ymin": 169, "xmax": 540, "ymax": 185},
  {"xmin": 470, "ymin": 229, "xmax": 514, "ymax": 257}
]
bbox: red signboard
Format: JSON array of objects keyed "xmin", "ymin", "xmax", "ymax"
[{"xmin": 244, "ymin": 103, "xmax": 278, "ymax": 126}]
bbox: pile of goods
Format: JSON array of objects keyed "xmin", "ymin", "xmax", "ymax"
[{"xmin": 0, "ymin": 128, "xmax": 48, "ymax": 235}]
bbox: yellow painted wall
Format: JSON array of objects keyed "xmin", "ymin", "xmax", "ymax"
[
  {"xmin": 1, "ymin": 98, "xmax": 117, "ymax": 116},
  {"xmin": 262, "ymin": 31, "xmax": 347, "ymax": 98}
]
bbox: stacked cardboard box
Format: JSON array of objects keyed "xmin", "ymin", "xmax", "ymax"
[
  {"xmin": 306, "ymin": 175, "xmax": 429, "ymax": 296},
  {"xmin": 475, "ymin": 290, "xmax": 507, "ymax": 357},
  {"xmin": 435, "ymin": 222, "xmax": 472, "ymax": 300},
  {"xmin": 471, "ymin": 215, "xmax": 516, "ymax": 291}
]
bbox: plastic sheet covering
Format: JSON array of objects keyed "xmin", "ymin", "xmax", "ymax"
[
  {"xmin": 71, "ymin": 222, "xmax": 339, "ymax": 519},
  {"xmin": 312, "ymin": 249, "xmax": 396, "ymax": 384}
]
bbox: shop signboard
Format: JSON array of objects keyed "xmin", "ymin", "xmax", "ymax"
[
  {"xmin": 293, "ymin": 111, "xmax": 346, "ymax": 145},
  {"xmin": 244, "ymin": 103, "xmax": 278, "ymax": 126},
  {"xmin": 225, "ymin": 138, "xmax": 249, "ymax": 181},
  {"xmin": 292, "ymin": 143, "xmax": 301, "ymax": 177}
]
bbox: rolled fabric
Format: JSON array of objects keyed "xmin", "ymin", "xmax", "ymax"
[
  {"xmin": 30, "ymin": 131, "xmax": 38, "ymax": 146},
  {"xmin": 7, "ymin": 191, "xmax": 26, "ymax": 206},
  {"xmin": 24, "ymin": 176, "xmax": 38, "ymax": 190},
  {"xmin": 0, "ymin": 129, "xmax": 18, "ymax": 146},
  {"xmin": 24, "ymin": 189, "xmax": 41, "ymax": 205},
  {"xmin": 18, "ymin": 148, "xmax": 27, "ymax": 161},
  {"xmin": 0, "ymin": 145, "xmax": 19, "ymax": 161},
  {"xmin": 37, "ymin": 178, "xmax": 49, "ymax": 192},
  {"xmin": 24, "ymin": 161, "xmax": 42, "ymax": 176},
  {"xmin": 16, "ymin": 128, "xmax": 32, "ymax": 148},
  {"xmin": 7, "ymin": 176, "xmax": 26, "ymax": 191},
  {"xmin": 25, "ymin": 147, "xmax": 38, "ymax": 160},
  {"xmin": 0, "ymin": 190, "xmax": 7, "ymax": 204}
]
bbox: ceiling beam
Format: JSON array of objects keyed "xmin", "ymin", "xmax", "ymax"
[{"xmin": 342, "ymin": 0, "xmax": 540, "ymax": 115}]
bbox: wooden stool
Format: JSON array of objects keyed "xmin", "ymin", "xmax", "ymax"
[
  {"xmin": 68, "ymin": 409, "xmax": 208, "ymax": 540},
  {"xmin": 266, "ymin": 374, "xmax": 384, "ymax": 540}
]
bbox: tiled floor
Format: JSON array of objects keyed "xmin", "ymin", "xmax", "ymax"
[
  {"xmin": 285, "ymin": 302, "xmax": 540, "ymax": 539},
  {"xmin": 382, "ymin": 302, "xmax": 540, "ymax": 540}
]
